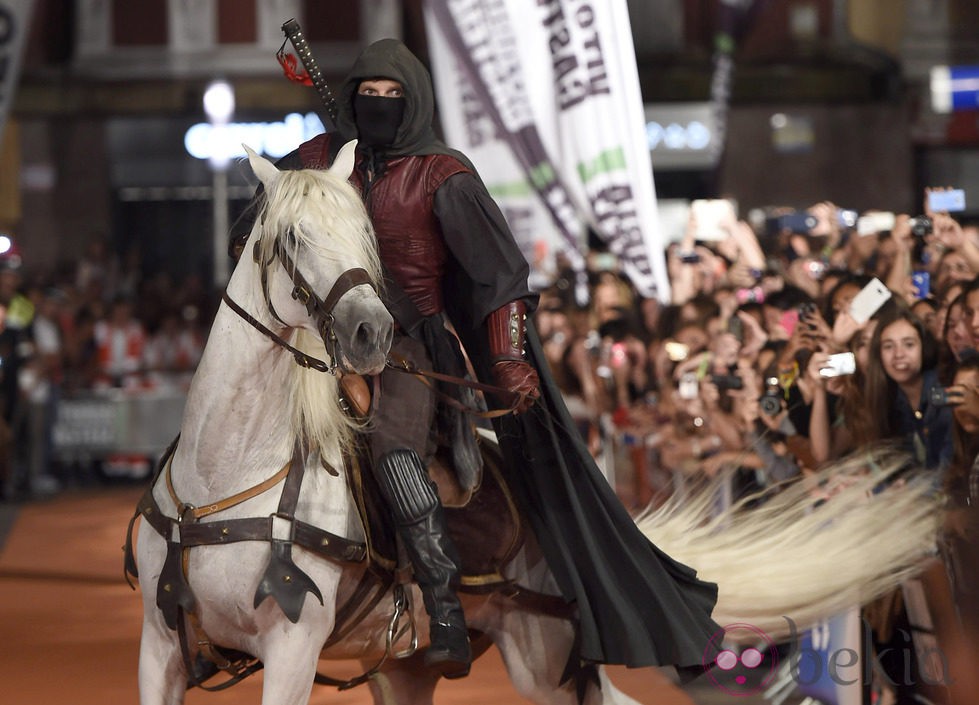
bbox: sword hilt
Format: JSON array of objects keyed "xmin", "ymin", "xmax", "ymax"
[{"xmin": 281, "ymin": 18, "xmax": 338, "ymax": 122}]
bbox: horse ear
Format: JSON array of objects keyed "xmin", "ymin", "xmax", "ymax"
[
  {"xmin": 244, "ymin": 145, "xmax": 280, "ymax": 190},
  {"xmin": 329, "ymin": 139, "xmax": 358, "ymax": 180}
]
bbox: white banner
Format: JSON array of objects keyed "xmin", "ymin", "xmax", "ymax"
[
  {"xmin": 0, "ymin": 0, "xmax": 33, "ymax": 149},
  {"xmin": 423, "ymin": 0, "xmax": 670, "ymax": 302}
]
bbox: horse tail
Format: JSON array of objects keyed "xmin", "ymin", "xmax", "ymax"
[{"xmin": 634, "ymin": 448, "xmax": 941, "ymax": 642}]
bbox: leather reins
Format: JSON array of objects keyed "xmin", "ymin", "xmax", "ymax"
[
  {"xmin": 227, "ymin": 232, "xmax": 375, "ymax": 375},
  {"xmin": 384, "ymin": 352, "xmax": 524, "ymax": 418}
]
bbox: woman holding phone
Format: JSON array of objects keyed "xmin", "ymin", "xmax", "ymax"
[{"xmin": 860, "ymin": 300, "xmax": 953, "ymax": 472}]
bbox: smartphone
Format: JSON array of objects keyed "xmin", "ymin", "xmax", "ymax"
[
  {"xmin": 678, "ymin": 372, "xmax": 699, "ymax": 400},
  {"xmin": 727, "ymin": 316, "xmax": 744, "ymax": 342},
  {"xmin": 849, "ymin": 278, "xmax": 892, "ymax": 324},
  {"xmin": 710, "ymin": 373, "xmax": 744, "ymax": 391},
  {"xmin": 927, "ymin": 189, "xmax": 966, "ymax": 213},
  {"xmin": 837, "ymin": 209, "xmax": 858, "ymax": 228},
  {"xmin": 691, "ymin": 199, "xmax": 737, "ymax": 241},
  {"xmin": 772, "ymin": 211, "xmax": 819, "ymax": 234},
  {"xmin": 820, "ymin": 351, "xmax": 856, "ymax": 377},
  {"xmin": 857, "ymin": 212, "xmax": 896, "ymax": 236},
  {"xmin": 609, "ymin": 342, "xmax": 628, "ymax": 369},
  {"xmin": 780, "ymin": 309, "xmax": 800, "ymax": 337},
  {"xmin": 911, "ymin": 271, "xmax": 931, "ymax": 300},
  {"xmin": 664, "ymin": 341, "xmax": 689, "ymax": 362},
  {"xmin": 928, "ymin": 385, "xmax": 951, "ymax": 407}
]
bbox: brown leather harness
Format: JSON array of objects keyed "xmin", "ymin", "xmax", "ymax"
[{"xmin": 239, "ymin": 235, "xmax": 375, "ymax": 375}]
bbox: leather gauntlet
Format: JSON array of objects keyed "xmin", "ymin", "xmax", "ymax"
[{"xmin": 487, "ymin": 301, "xmax": 540, "ymax": 413}]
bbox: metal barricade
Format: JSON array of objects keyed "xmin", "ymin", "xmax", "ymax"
[{"xmin": 52, "ymin": 389, "xmax": 186, "ymax": 462}]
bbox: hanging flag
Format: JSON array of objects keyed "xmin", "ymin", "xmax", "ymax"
[
  {"xmin": 0, "ymin": 0, "xmax": 33, "ymax": 150},
  {"xmin": 423, "ymin": 0, "xmax": 670, "ymax": 302}
]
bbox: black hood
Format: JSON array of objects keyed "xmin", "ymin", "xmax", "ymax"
[{"xmin": 335, "ymin": 38, "xmax": 474, "ymax": 167}]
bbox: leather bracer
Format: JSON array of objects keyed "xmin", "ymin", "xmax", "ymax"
[{"xmin": 487, "ymin": 301, "xmax": 528, "ymax": 363}]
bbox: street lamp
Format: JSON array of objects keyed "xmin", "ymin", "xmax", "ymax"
[{"xmin": 203, "ymin": 79, "xmax": 235, "ymax": 288}]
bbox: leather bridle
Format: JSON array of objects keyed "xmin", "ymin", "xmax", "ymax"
[{"xmin": 222, "ymin": 231, "xmax": 375, "ymax": 375}]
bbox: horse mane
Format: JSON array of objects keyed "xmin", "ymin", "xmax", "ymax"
[{"xmin": 252, "ymin": 166, "xmax": 383, "ymax": 456}]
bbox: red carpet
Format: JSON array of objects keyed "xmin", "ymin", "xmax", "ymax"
[{"xmin": 0, "ymin": 486, "xmax": 693, "ymax": 705}]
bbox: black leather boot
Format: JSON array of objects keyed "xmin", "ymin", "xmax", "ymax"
[{"xmin": 375, "ymin": 449, "xmax": 472, "ymax": 679}]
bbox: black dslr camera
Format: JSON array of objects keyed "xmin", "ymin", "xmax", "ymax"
[
  {"xmin": 909, "ymin": 216, "xmax": 932, "ymax": 238},
  {"xmin": 759, "ymin": 376, "xmax": 783, "ymax": 416}
]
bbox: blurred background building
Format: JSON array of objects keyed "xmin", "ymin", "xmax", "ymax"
[{"xmin": 1, "ymin": 0, "xmax": 978, "ymax": 285}]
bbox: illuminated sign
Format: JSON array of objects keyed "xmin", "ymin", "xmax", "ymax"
[
  {"xmin": 643, "ymin": 103, "xmax": 718, "ymax": 170},
  {"xmin": 931, "ymin": 65, "xmax": 979, "ymax": 113},
  {"xmin": 184, "ymin": 112, "xmax": 326, "ymax": 161}
]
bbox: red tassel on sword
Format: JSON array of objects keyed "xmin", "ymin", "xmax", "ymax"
[{"xmin": 276, "ymin": 45, "xmax": 313, "ymax": 86}]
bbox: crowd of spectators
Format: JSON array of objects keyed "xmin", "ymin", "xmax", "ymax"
[
  {"xmin": 537, "ymin": 194, "xmax": 979, "ymax": 509},
  {"xmin": 535, "ymin": 189, "xmax": 979, "ymax": 705},
  {"xmin": 0, "ymin": 236, "xmax": 211, "ymax": 499}
]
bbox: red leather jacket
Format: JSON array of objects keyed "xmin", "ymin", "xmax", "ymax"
[{"xmin": 299, "ymin": 134, "xmax": 471, "ymax": 317}]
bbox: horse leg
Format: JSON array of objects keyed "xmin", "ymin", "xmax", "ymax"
[
  {"xmin": 493, "ymin": 613, "xmax": 642, "ymax": 705},
  {"xmin": 259, "ymin": 619, "xmax": 333, "ymax": 705},
  {"xmin": 136, "ymin": 524, "xmax": 187, "ymax": 705},
  {"xmin": 137, "ymin": 609, "xmax": 187, "ymax": 705},
  {"xmin": 260, "ymin": 653, "xmax": 318, "ymax": 705},
  {"xmin": 367, "ymin": 650, "xmax": 441, "ymax": 705}
]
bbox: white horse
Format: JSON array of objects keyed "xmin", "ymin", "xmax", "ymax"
[{"xmin": 131, "ymin": 143, "xmax": 644, "ymax": 705}]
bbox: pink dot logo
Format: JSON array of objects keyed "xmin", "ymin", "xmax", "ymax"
[{"xmin": 703, "ymin": 623, "xmax": 779, "ymax": 696}]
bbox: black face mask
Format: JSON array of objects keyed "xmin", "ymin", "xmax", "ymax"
[{"xmin": 353, "ymin": 94, "xmax": 405, "ymax": 148}]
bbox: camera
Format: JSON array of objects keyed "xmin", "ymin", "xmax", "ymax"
[
  {"xmin": 909, "ymin": 216, "xmax": 932, "ymax": 238},
  {"xmin": 805, "ymin": 260, "xmax": 827, "ymax": 280},
  {"xmin": 759, "ymin": 376, "xmax": 783, "ymax": 416},
  {"xmin": 710, "ymin": 373, "xmax": 744, "ymax": 391}
]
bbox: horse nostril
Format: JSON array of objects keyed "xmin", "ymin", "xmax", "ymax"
[
  {"xmin": 353, "ymin": 320, "xmax": 392, "ymax": 353},
  {"xmin": 355, "ymin": 322, "xmax": 373, "ymax": 350}
]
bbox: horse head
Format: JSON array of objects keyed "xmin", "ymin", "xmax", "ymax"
[{"xmin": 244, "ymin": 143, "xmax": 393, "ymax": 376}]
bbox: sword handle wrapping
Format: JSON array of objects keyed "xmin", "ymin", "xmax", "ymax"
[{"xmin": 281, "ymin": 18, "xmax": 338, "ymax": 122}]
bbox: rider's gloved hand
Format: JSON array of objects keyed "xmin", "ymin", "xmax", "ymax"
[
  {"xmin": 487, "ymin": 300, "xmax": 539, "ymax": 414},
  {"xmin": 492, "ymin": 360, "xmax": 540, "ymax": 414}
]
